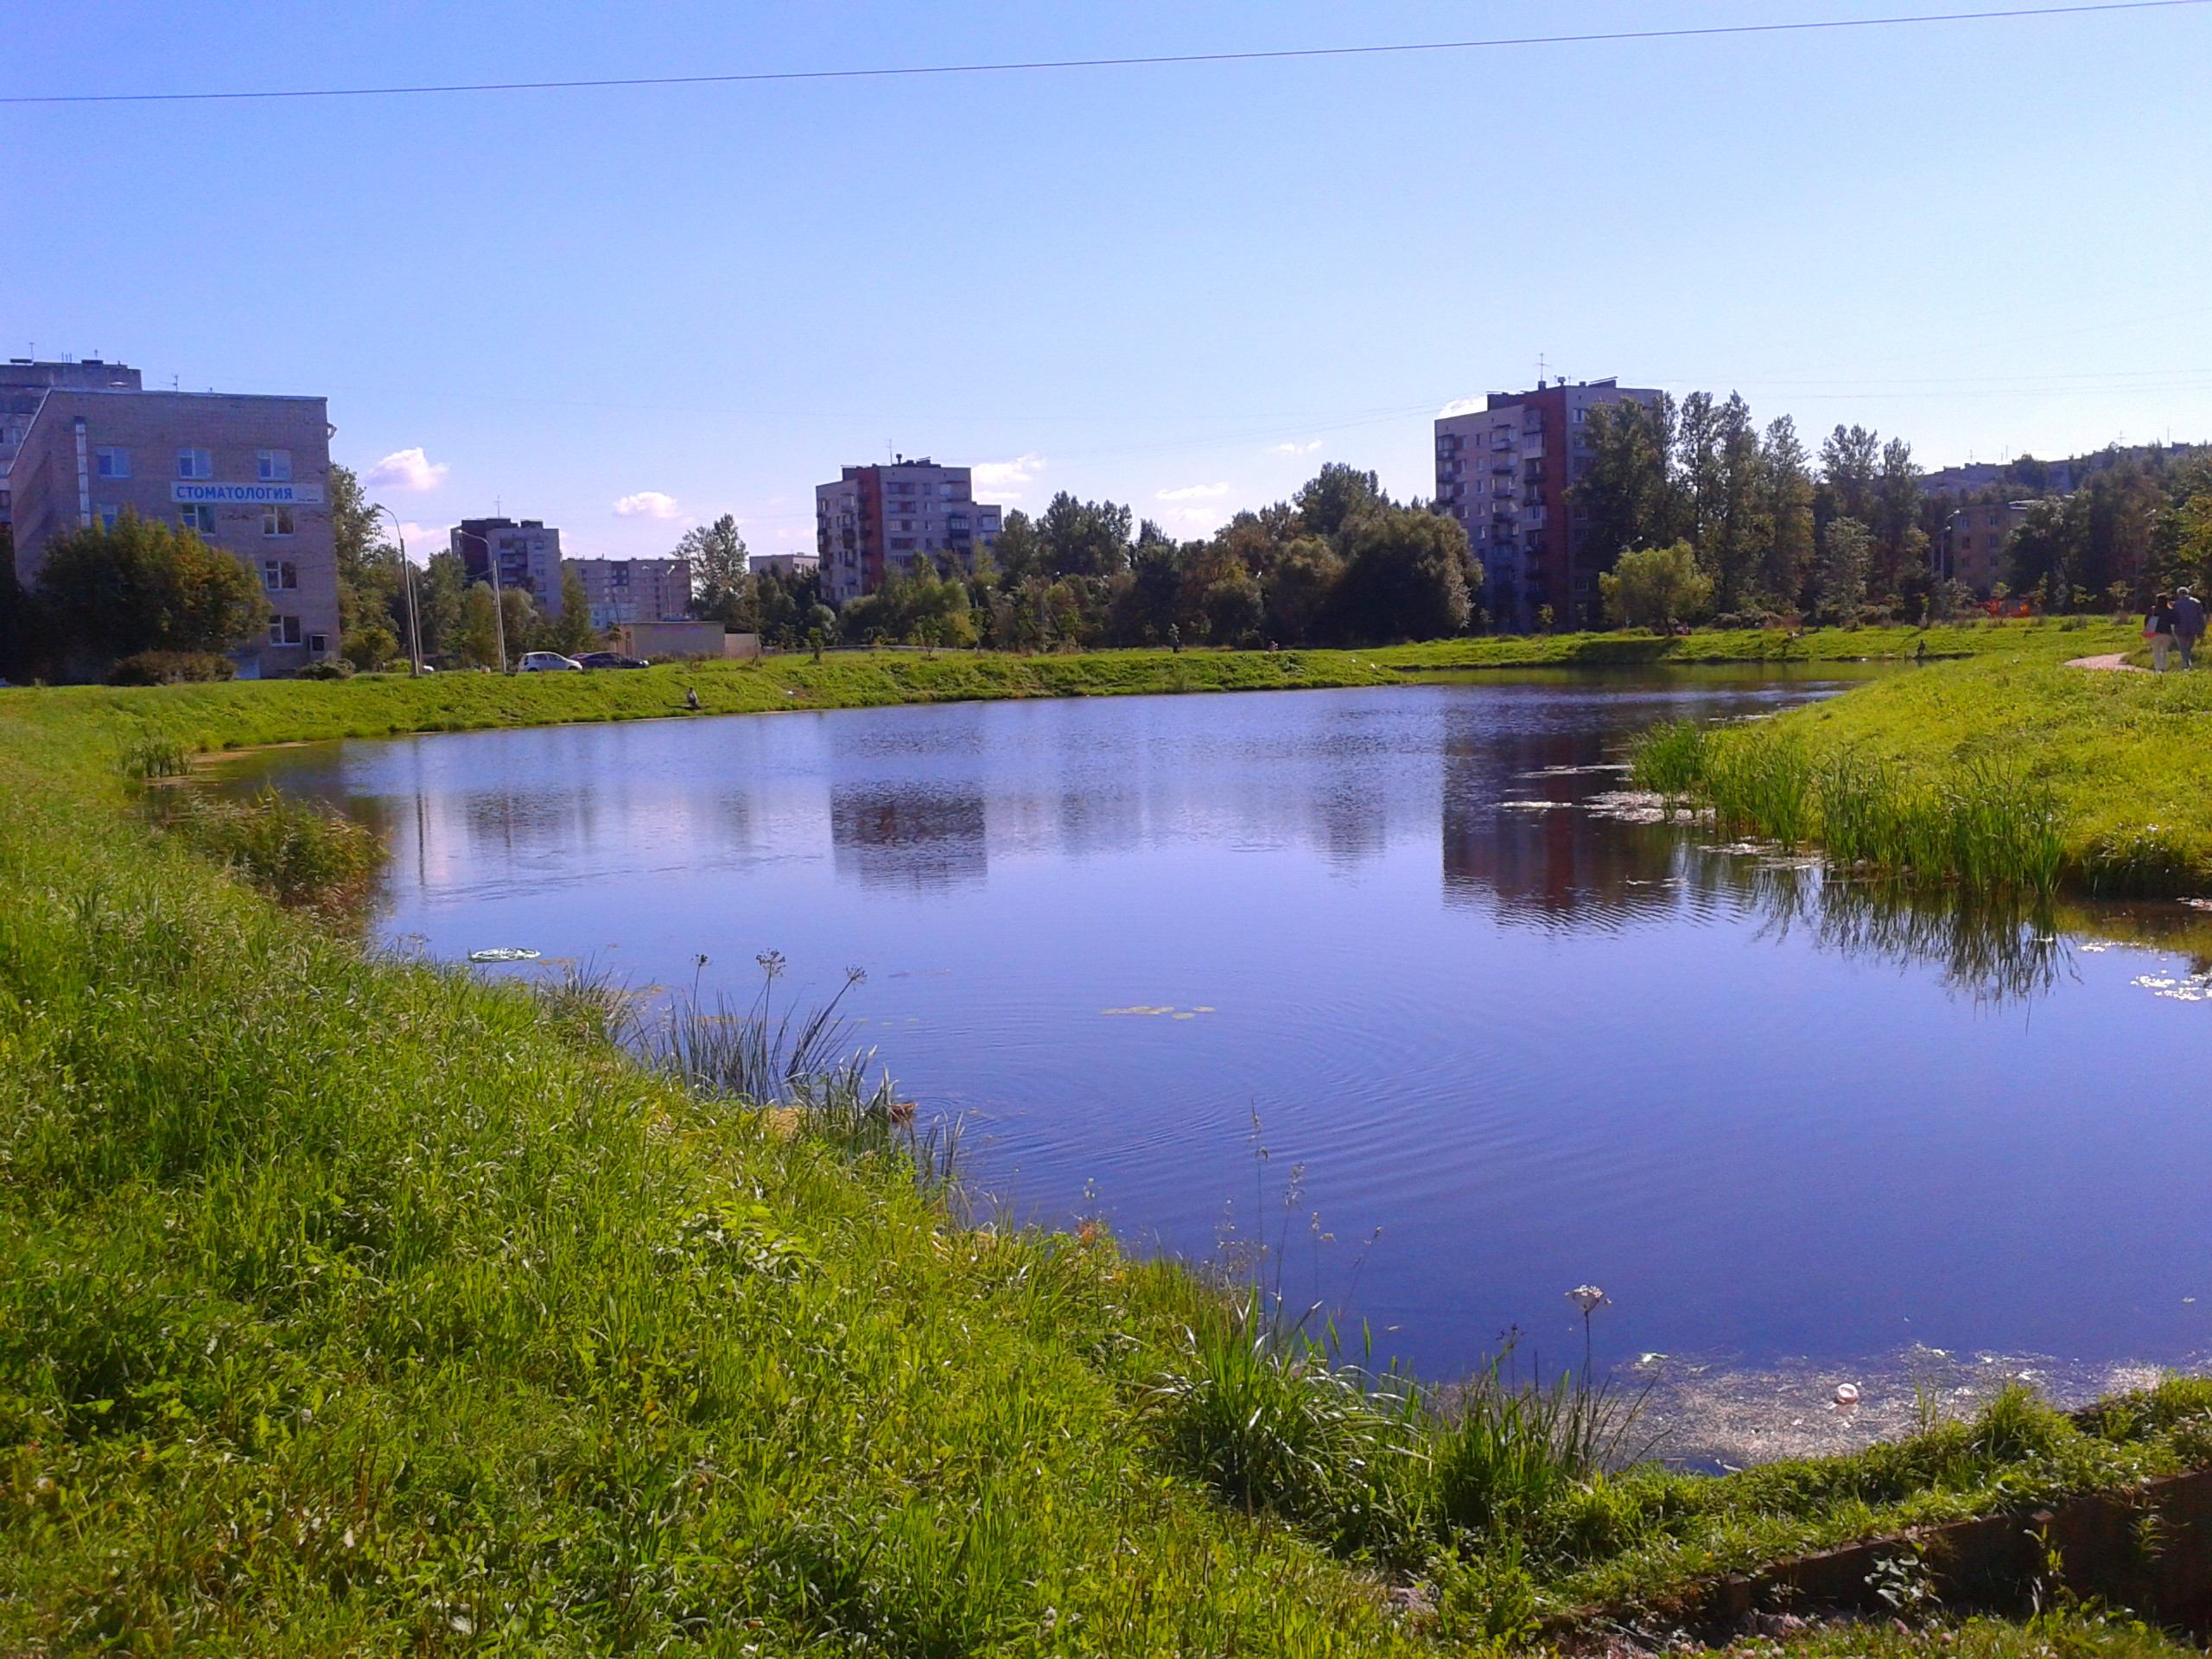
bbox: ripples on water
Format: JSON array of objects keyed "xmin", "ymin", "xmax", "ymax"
[{"xmin": 213, "ymin": 671, "xmax": 2212, "ymax": 1436}]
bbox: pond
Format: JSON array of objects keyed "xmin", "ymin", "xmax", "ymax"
[{"xmin": 213, "ymin": 667, "xmax": 2212, "ymax": 1423}]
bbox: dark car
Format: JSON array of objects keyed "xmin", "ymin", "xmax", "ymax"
[{"xmin": 576, "ymin": 652, "xmax": 651, "ymax": 670}]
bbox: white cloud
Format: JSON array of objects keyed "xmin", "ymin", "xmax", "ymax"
[
  {"xmin": 1437, "ymin": 398, "xmax": 1484, "ymax": 418},
  {"xmin": 1155, "ymin": 481, "xmax": 1230, "ymax": 502},
  {"xmin": 972, "ymin": 453, "xmax": 1046, "ymax": 504},
  {"xmin": 395, "ymin": 521, "xmax": 451, "ymax": 562},
  {"xmin": 612, "ymin": 491, "xmax": 683, "ymax": 519},
  {"xmin": 364, "ymin": 447, "xmax": 448, "ymax": 492},
  {"xmin": 1272, "ymin": 440, "xmax": 1324, "ymax": 454}
]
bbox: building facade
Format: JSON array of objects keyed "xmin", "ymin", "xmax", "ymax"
[
  {"xmin": 1434, "ymin": 377, "xmax": 1662, "ymax": 632},
  {"xmin": 1938, "ymin": 500, "xmax": 2037, "ymax": 594},
  {"xmin": 566, "ymin": 556, "xmax": 690, "ymax": 630},
  {"xmin": 452, "ymin": 518, "xmax": 564, "ymax": 617},
  {"xmin": 748, "ymin": 551, "xmax": 820, "ymax": 580},
  {"xmin": 1, "ymin": 357, "xmax": 340, "ymax": 677},
  {"xmin": 816, "ymin": 457, "xmax": 1001, "ymax": 605}
]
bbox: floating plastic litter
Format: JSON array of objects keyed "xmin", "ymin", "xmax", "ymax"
[{"xmin": 467, "ymin": 948, "xmax": 541, "ymax": 963}]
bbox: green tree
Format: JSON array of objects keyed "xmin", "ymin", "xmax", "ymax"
[
  {"xmin": 1573, "ymin": 394, "xmax": 1681, "ymax": 568},
  {"xmin": 1329, "ymin": 508, "xmax": 1474, "ymax": 641},
  {"xmin": 1815, "ymin": 517, "xmax": 1872, "ymax": 624},
  {"xmin": 546, "ymin": 567, "xmax": 600, "ymax": 656},
  {"xmin": 34, "ymin": 512, "xmax": 268, "ymax": 671},
  {"xmin": 328, "ymin": 463, "xmax": 404, "ymax": 650},
  {"xmin": 1037, "ymin": 493, "xmax": 1133, "ymax": 577},
  {"xmin": 416, "ymin": 550, "xmax": 467, "ymax": 663},
  {"xmin": 680, "ymin": 514, "xmax": 753, "ymax": 627},
  {"xmin": 456, "ymin": 581, "xmax": 503, "ymax": 669},
  {"xmin": 1759, "ymin": 417, "xmax": 1816, "ymax": 613},
  {"xmin": 1597, "ymin": 541, "xmax": 1713, "ymax": 632},
  {"xmin": 1295, "ymin": 464, "xmax": 1388, "ymax": 540},
  {"xmin": 1262, "ymin": 536, "xmax": 1344, "ymax": 644}
]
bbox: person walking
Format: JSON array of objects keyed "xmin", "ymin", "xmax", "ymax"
[
  {"xmin": 2174, "ymin": 587, "xmax": 2205, "ymax": 670},
  {"xmin": 2147, "ymin": 593, "xmax": 2177, "ymax": 672}
]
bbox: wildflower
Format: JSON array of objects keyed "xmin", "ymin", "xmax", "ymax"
[{"xmin": 1567, "ymin": 1285, "xmax": 1609, "ymax": 1315}]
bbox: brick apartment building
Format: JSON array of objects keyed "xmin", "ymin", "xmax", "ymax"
[
  {"xmin": 452, "ymin": 518, "xmax": 565, "ymax": 617},
  {"xmin": 1435, "ymin": 377, "xmax": 1661, "ymax": 632},
  {"xmin": 816, "ymin": 457, "xmax": 1001, "ymax": 605},
  {"xmin": 0, "ymin": 356, "xmax": 340, "ymax": 676},
  {"xmin": 1938, "ymin": 500, "xmax": 2037, "ymax": 594},
  {"xmin": 566, "ymin": 556, "xmax": 690, "ymax": 630}
]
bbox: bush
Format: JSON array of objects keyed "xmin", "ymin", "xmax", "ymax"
[
  {"xmin": 294, "ymin": 657, "xmax": 355, "ymax": 680},
  {"xmin": 106, "ymin": 651, "xmax": 235, "ymax": 686}
]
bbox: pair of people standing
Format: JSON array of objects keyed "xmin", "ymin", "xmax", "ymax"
[{"xmin": 2147, "ymin": 588, "xmax": 2206, "ymax": 671}]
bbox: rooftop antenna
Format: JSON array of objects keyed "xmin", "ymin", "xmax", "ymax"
[{"xmin": 1536, "ymin": 353, "xmax": 1548, "ymax": 386}]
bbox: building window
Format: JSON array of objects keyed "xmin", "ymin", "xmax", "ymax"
[
  {"xmin": 176, "ymin": 448, "xmax": 213, "ymax": 480},
  {"xmin": 263, "ymin": 559, "xmax": 298, "ymax": 590},
  {"xmin": 95, "ymin": 446, "xmax": 130, "ymax": 479},
  {"xmin": 257, "ymin": 448, "xmax": 292, "ymax": 482},
  {"xmin": 263, "ymin": 506, "xmax": 295, "ymax": 537},
  {"xmin": 180, "ymin": 505, "xmax": 218, "ymax": 535},
  {"xmin": 98, "ymin": 505, "xmax": 120, "ymax": 531},
  {"xmin": 307, "ymin": 632, "xmax": 328, "ymax": 654},
  {"xmin": 270, "ymin": 615, "xmax": 303, "ymax": 645}
]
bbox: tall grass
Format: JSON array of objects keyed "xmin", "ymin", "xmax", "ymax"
[
  {"xmin": 148, "ymin": 786, "xmax": 386, "ymax": 919},
  {"xmin": 1638, "ymin": 720, "xmax": 2069, "ymax": 893},
  {"xmin": 117, "ymin": 731, "xmax": 194, "ymax": 779}
]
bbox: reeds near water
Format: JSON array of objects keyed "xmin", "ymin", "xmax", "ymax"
[{"xmin": 1634, "ymin": 721, "xmax": 2066, "ymax": 893}]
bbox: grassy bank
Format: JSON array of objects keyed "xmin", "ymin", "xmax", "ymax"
[
  {"xmin": 3, "ymin": 621, "xmax": 2137, "ymax": 767},
  {"xmin": 1639, "ymin": 637, "xmax": 2212, "ymax": 895}
]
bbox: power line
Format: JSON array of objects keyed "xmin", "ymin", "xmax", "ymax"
[{"xmin": 3, "ymin": 0, "xmax": 2204, "ymax": 106}]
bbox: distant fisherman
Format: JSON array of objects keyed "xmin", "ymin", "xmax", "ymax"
[{"xmin": 2175, "ymin": 588, "xmax": 2205, "ymax": 671}]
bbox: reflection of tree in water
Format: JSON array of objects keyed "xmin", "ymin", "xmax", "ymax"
[
  {"xmin": 1439, "ymin": 708, "xmax": 2080, "ymax": 1001},
  {"xmin": 830, "ymin": 785, "xmax": 988, "ymax": 893},
  {"xmin": 1727, "ymin": 861, "xmax": 2071, "ymax": 1006}
]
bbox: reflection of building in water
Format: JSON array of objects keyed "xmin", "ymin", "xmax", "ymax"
[
  {"xmin": 830, "ymin": 785, "xmax": 988, "ymax": 893},
  {"xmin": 1440, "ymin": 721, "xmax": 1677, "ymax": 918}
]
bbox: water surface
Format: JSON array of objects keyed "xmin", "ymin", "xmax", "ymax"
[{"xmin": 216, "ymin": 669, "xmax": 2212, "ymax": 1393}]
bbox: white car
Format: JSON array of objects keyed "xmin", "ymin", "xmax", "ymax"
[{"xmin": 518, "ymin": 652, "xmax": 584, "ymax": 672}]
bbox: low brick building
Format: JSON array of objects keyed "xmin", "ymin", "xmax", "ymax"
[{"xmin": 1, "ymin": 356, "xmax": 340, "ymax": 677}]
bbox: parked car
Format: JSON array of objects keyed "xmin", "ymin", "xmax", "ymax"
[
  {"xmin": 576, "ymin": 652, "xmax": 651, "ymax": 670},
  {"xmin": 518, "ymin": 652, "xmax": 584, "ymax": 672}
]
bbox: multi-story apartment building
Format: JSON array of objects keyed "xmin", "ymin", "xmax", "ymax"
[
  {"xmin": 1938, "ymin": 500, "xmax": 2037, "ymax": 594},
  {"xmin": 1434, "ymin": 377, "xmax": 1662, "ymax": 632},
  {"xmin": 566, "ymin": 556, "xmax": 690, "ymax": 631},
  {"xmin": 816, "ymin": 457, "xmax": 1001, "ymax": 605},
  {"xmin": 0, "ymin": 356, "xmax": 341, "ymax": 677},
  {"xmin": 748, "ymin": 551, "xmax": 820, "ymax": 581},
  {"xmin": 452, "ymin": 518, "xmax": 564, "ymax": 617}
]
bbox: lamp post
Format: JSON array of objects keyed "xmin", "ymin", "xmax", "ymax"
[{"xmin": 372, "ymin": 505, "xmax": 423, "ymax": 677}]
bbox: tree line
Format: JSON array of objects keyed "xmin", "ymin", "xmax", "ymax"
[
  {"xmin": 1572, "ymin": 394, "xmax": 1930, "ymax": 626},
  {"xmin": 778, "ymin": 464, "xmax": 1482, "ymax": 652}
]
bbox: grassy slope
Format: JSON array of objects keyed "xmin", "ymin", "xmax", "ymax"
[
  {"xmin": 1733, "ymin": 636, "xmax": 2212, "ymax": 890},
  {"xmin": 0, "ymin": 703, "xmax": 1431, "ymax": 1652}
]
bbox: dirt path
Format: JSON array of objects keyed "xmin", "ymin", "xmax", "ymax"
[{"xmin": 2066, "ymin": 652, "xmax": 2149, "ymax": 671}]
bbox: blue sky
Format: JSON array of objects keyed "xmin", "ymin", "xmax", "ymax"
[{"xmin": 8, "ymin": 2, "xmax": 2209, "ymax": 561}]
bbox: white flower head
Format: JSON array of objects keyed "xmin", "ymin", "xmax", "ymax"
[{"xmin": 1567, "ymin": 1285, "xmax": 1610, "ymax": 1315}]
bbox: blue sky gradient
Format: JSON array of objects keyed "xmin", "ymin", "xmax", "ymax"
[{"xmin": 8, "ymin": 2, "xmax": 2209, "ymax": 560}]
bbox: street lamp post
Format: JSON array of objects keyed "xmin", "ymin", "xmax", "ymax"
[{"xmin": 372, "ymin": 505, "xmax": 424, "ymax": 677}]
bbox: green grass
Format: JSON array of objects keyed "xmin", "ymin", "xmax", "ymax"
[
  {"xmin": 1367, "ymin": 617, "xmax": 2141, "ymax": 671},
  {"xmin": 1637, "ymin": 632, "xmax": 2212, "ymax": 894}
]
